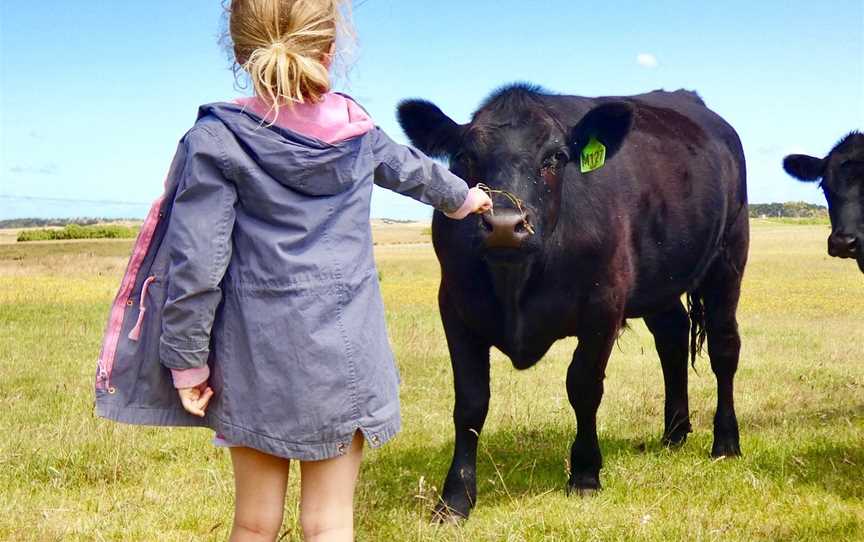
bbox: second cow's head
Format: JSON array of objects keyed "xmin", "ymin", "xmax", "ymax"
[{"xmin": 784, "ymin": 132, "xmax": 864, "ymax": 271}]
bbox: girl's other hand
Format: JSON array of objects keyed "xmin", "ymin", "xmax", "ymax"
[{"xmin": 178, "ymin": 383, "xmax": 214, "ymax": 417}]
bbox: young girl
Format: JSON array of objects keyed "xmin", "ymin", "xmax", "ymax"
[{"xmin": 95, "ymin": 1, "xmax": 491, "ymax": 540}]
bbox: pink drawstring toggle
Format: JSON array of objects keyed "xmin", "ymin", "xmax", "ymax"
[{"xmin": 128, "ymin": 276, "xmax": 156, "ymax": 341}]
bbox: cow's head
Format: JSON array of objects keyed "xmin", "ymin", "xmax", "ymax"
[
  {"xmin": 398, "ymin": 86, "xmax": 632, "ymax": 256},
  {"xmin": 784, "ymin": 132, "xmax": 864, "ymax": 272}
]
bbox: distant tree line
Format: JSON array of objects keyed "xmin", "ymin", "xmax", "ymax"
[
  {"xmin": 0, "ymin": 204, "xmax": 829, "ymax": 232},
  {"xmin": 17, "ymin": 224, "xmax": 140, "ymax": 242},
  {"xmin": 0, "ymin": 217, "xmax": 140, "ymax": 229},
  {"xmin": 748, "ymin": 202, "xmax": 828, "ymax": 218}
]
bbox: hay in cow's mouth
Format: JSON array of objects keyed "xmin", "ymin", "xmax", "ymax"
[{"xmin": 475, "ymin": 182, "xmax": 535, "ymax": 235}]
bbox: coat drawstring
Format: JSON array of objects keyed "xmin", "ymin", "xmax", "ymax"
[{"xmin": 128, "ymin": 276, "xmax": 156, "ymax": 341}]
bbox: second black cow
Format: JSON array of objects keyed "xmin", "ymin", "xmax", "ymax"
[
  {"xmin": 398, "ymin": 84, "xmax": 749, "ymax": 520},
  {"xmin": 784, "ymin": 132, "xmax": 864, "ymax": 273}
]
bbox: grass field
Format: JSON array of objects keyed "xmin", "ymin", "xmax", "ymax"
[{"xmin": 1, "ymin": 219, "xmax": 862, "ymax": 541}]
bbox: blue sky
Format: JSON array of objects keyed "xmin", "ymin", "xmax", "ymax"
[{"xmin": 1, "ymin": 1, "xmax": 862, "ymax": 220}]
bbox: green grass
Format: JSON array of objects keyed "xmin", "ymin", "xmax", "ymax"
[
  {"xmin": 1, "ymin": 220, "xmax": 862, "ymax": 541},
  {"xmin": 16, "ymin": 224, "xmax": 140, "ymax": 242}
]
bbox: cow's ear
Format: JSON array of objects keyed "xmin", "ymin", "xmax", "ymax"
[
  {"xmin": 570, "ymin": 102, "xmax": 634, "ymax": 163},
  {"xmin": 783, "ymin": 154, "xmax": 825, "ymax": 182},
  {"xmin": 397, "ymin": 99, "xmax": 462, "ymax": 158}
]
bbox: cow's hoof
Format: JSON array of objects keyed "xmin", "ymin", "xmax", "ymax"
[
  {"xmin": 662, "ymin": 417, "xmax": 692, "ymax": 449},
  {"xmin": 570, "ymin": 486, "xmax": 599, "ymax": 497},
  {"xmin": 432, "ymin": 501, "xmax": 470, "ymax": 524},
  {"xmin": 662, "ymin": 428, "xmax": 689, "ymax": 449},
  {"xmin": 567, "ymin": 475, "xmax": 601, "ymax": 497},
  {"xmin": 711, "ymin": 439, "xmax": 742, "ymax": 458}
]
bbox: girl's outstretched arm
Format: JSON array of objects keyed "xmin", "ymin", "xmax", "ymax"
[{"xmin": 370, "ymin": 128, "xmax": 491, "ymax": 218}]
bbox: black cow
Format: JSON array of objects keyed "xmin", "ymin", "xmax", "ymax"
[
  {"xmin": 783, "ymin": 132, "xmax": 864, "ymax": 272},
  {"xmin": 397, "ymin": 84, "xmax": 749, "ymax": 520}
]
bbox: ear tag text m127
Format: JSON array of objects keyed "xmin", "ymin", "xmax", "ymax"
[{"xmin": 580, "ymin": 137, "xmax": 606, "ymax": 173}]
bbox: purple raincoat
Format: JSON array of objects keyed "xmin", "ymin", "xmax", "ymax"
[{"xmin": 95, "ymin": 101, "xmax": 469, "ymax": 460}]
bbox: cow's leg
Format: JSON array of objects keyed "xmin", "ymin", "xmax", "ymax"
[
  {"xmin": 567, "ymin": 314, "xmax": 619, "ymax": 494},
  {"xmin": 699, "ymin": 254, "xmax": 745, "ymax": 457},
  {"xmin": 434, "ymin": 291, "xmax": 491, "ymax": 521},
  {"xmin": 644, "ymin": 301, "xmax": 692, "ymax": 447}
]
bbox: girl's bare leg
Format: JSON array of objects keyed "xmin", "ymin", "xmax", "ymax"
[
  {"xmin": 229, "ymin": 446, "xmax": 291, "ymax": 542},
  {"xmin": 299, "ymin": 431, "xmax": 364, "ymax": 542}
]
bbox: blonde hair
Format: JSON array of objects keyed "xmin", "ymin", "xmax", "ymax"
[{"xmin": 227, "ymin": 0, "xmax": 350, "ymax": 117}]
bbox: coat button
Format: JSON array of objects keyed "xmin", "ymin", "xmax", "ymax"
[
  {"xmin": 337, "ymin": 443, "xmax": 346, "ymax": 454},
  {"xmin": 371, "ymin": 435, "xmax": 380, "ymax": 445}
]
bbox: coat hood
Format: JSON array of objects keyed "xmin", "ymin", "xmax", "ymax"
[{"xmin": 198, "ymin": 103, "xmax": 372, "ymax": 197}]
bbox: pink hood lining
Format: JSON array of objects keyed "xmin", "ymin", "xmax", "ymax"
[{"xmin": 234, "ymin": 93, "xmax": 375, "ymax": 144}]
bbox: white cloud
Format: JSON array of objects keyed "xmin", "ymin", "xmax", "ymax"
[
  {"xmin": 636, "ymin": 53, "xmax": 659, "ymax": 69},
  {"xmin": 8, "ymin": 163, "xmax": 59, "ymax": 176}
]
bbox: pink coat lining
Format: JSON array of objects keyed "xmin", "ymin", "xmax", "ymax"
[
  {"xmin": 234, "ymin": 93, "xmax": 375, "ymax": 143},
  {"xmin": 97, "ymin": 195, "xmax": 165, "ymax": 390}
]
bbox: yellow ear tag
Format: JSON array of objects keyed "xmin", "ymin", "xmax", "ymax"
[{"xmin": 580, "ymin": 137, "xmax": 607, "ymax": 173}]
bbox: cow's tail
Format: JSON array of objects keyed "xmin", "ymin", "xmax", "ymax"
[{"xmin": 686, "ymin": 292, "xmax": 707, "ymax": 368}]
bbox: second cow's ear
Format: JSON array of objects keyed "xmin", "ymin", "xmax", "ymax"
[
  {"xmin": 569, "ymin": 102, "xmax": 634, "ymax": 170},
  {"xmin": 783, "ymin": 154, "xmax": 825, "ymax": 182}
]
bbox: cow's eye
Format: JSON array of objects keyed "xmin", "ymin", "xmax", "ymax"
[{"xmin": 542, "ymin": 149, "xmax": 570, "ymax": 169}]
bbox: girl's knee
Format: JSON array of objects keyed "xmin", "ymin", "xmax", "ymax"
[
  {"xmin": 300, "ymin": 509, "xmax": 353, "ymax": 542},
  {"xmin": 229, "ymin": 446, "xmax": 290, "ymax": 542},
  {"xmin": 231, "ymin": 516, "xmax": 283, "ymax": 542},
  {"xmin": 231, "ymin": 483, "xmax": 286, "ymax": 542}
]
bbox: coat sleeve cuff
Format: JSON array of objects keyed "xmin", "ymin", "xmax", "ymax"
[
  {"xmin": 160, "ymin": 336, "xmax": 210, "ymax": 369},
  {"xmin": 171, "ymin": 366, "xmax": 210, "ymax": 389},
  {"xmin": 444, "ymin": 187, "xmax": 485, "ymax": 219}
]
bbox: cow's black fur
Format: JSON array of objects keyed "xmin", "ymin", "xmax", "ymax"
[
  {"xmin": 784, "ymin": 131, "xmax": 864, "ymax": 272},
  {"xmin": 398, "ymin": 84, "xmax": 749, "ymax": 520}
]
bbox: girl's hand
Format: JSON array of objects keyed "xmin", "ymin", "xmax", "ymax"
[
  {"xmin": 445, "ymin": 187, "xmax": 494, "ymax": 220},
  {"xmin": 444, "ymin": 186, "xmax": 492, "ymax": 220},
  {"xmin": 178, "ymin": 382, "xmax": 214, "ymax": 418},
  {"xmin": 470, "ymin": 188, "xmax": 494, "ymax": 215}
]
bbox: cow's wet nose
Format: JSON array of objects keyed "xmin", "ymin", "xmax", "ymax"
[
  {"xmin": 828, "ymin": 232, "xmax": 858, "ymax": 258},
  {"xmin": 480, "ymin": 208, "xmax": 531, "ymax": 248}
]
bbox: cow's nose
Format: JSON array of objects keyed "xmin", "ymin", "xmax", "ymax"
[
  {"xmin": 828, "ymin": 232, "xmax": 858, "ymax": 258},
  {"xmin": 480, "ymin": 208, "xmax": 531, "ymax": 248}
]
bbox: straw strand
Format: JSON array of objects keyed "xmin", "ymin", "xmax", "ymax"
[{"xmin": 475, "ymin": 183, "xmax": 535, "ymax": 235}]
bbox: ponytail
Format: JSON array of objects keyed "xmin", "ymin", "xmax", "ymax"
[
  {"xmin": 243, "ymin": 40, "xmax": 330, "ymax": 113},
  {"xmin": 228, "ymin": 0, "xmax": 346, "ymax": 118}
]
